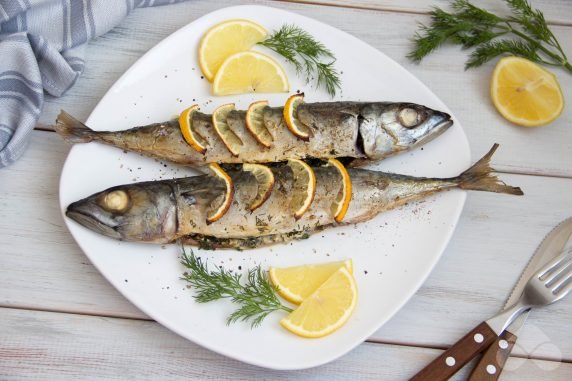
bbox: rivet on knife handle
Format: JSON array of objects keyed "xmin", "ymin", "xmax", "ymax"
[
  {"xmin": 467, "ymin": 330, "xmax": 517, "ymax": 381},
  {"xmin": 409, "ymin": 322, "xmax": 497, "ymax": 381}
]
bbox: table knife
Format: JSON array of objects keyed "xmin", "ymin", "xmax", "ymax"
[{"xmin": 409, "ymin": 216, "xmax": 572, "ymax": 381}]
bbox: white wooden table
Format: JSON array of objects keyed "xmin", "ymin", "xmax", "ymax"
[{"xmin": 1, "ymin": 1, "xmax": 572, "ymax": 379}]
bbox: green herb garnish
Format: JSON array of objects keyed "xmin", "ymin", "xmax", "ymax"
[
  {"xmin": 259, "ymin": 24, "xmax": 342, "ymax": 97},
  {"xmin": 409, "ymin": 0, "xmax": 571, "ymax": 73},
  {"xmin": 181, "ymin": 249, "xmax": 292, "ymax": 327}
]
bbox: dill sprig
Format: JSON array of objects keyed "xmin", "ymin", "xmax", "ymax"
[
  {"xmin": 180, "ymin": 248, "xmax": 293, "ymax": 328},
  {"xmin": 258, "ymin": 24, "xmax": 341, "ymax": 97},
  {"xmin": 409, "ymin": 0, "xmax": 571, "ymax": 73}
]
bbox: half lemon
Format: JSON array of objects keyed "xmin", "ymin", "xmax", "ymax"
[{"xmin": 491, "ymin": 56, "xmax": 564, "ymax": 127}]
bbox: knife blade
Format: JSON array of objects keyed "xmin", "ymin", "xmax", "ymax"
[{"xmin": 467, "ymin": 217, "xmax": 572, "ymax": 381}]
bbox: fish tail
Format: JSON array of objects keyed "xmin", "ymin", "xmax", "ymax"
[
  {"xmin": 456, "ymin": 144, "xmax": 523, "ymax": 195},
  {"xmin": 55, "ymin": 111, "xmax": 96, "ymax": 143}
]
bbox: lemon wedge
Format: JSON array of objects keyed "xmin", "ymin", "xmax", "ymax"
[
  {"xmin": 213, "ymin": 51, "xmax": 289, "ymax": 96},
  {"xmin": 491, "ymin": 56, "xmax": 564, "ymax": 127},
  {"xmin": 199, "ymin": 19, "xmax": 267, "ymax": 81},
  {"xmin": 280, "ymin": 267, "xmax": 357, "ymax": 338},
  {"xmin": 269, "ymin": 259, "xmax": 353, "ymax": 304}
]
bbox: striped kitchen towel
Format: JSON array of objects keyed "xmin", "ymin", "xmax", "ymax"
[{"xmin": 0, "ymin": 0, "xmax": 188, "ymax": 168}]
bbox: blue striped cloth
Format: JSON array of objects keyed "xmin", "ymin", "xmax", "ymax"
[{"xmin": 0, "ymin": 0, "xmax": 187, "ymax": 168}]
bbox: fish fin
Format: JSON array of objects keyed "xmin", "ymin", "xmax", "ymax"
[
  {"xmin": 55, "ymin": 111, "xmax": 96, "ymax": 143},
  {"xmin": 457, "ymin": 143, "xmax": 523, "ymax": 195}
]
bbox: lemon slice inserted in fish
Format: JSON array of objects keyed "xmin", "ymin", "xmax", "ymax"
[
  {"xmin": 179, "ymin": 105, "xmax": 207, "ymax": 154},
  {"xmin": 280, "ymin": 267, "xmax": 358, "ymax": 338},
  {"xmin": 199, "ymin": 19, "xmax": 267, "ymax": 81},
  {"xmin": 245, "ymin": 100, "xmax": 273, "ymax": 148},
  {"xmin": 206, "ymin": 163, "xmax": 234, "ymax": 224},
  {"xmin": 287, "ymin": 159, "xmax": 316, "ymax": 219},
  {"xmin": 243, "ymin": 163, "xmax": 274, "ymax": 211},
  {"xmin": 327, "ymin": 158, "xmax": 352, "ymax": 223},
  {"xmin": 269, "ymin": 259, "xmax": 353, "ymax": 304},
  {"xmin": 212, "ymin": 103, "xmax": 243, "ymax": 156},
  {"xmin": 284, "ymin": 93, "xmax": 311, "ymax": 140}
]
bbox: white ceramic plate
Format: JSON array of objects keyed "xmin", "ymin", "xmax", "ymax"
[{"xmin": 60, "ymin": 5, "xmax": 470, "ymax": 370}]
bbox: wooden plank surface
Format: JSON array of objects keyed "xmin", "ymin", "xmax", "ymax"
[
  {"xmin": 0, "ymin": 131, "xmax": 143, "ymax": 319},
  {"xmin": 287, "ymin": 0, "xmax": 572, "ymax": 25},
  {"xmin": 36, "ymin": 0, "xmax": 572, "ymax": 177},
  {"xmin": 2, "ymin": 131, "xmax": 571, "ymax": 362},
  {"xmin": 1, "ymin": 307, "xmax": 570, "ymax": 380}
]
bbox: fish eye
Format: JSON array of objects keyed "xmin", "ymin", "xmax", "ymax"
[
  {"xmin": 99, "ymin": 190, "xmax": 130, "ymax": 212},
  {"xmin": 398, "ymin": 107, "xmax": 427, "ymax": 128}
]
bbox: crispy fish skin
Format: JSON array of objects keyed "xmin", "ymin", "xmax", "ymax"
[
  {"xmin": 55, "ymin": 102, "xmax": 452, "ymax": 167},
  {"xmin": 66, "ymin": 144, "xmax": 522, "ymax": 248}
]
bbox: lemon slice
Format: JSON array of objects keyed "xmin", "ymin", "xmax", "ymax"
[
  {"xmin": 491, "ymin": 56, "xmax": 564, "ymax": 127},
  {"xmin": 199, "ymin": 19, "xmax": 267, "ymax": 81},
  {"xmin": 287, "ymin": 159, "xmax": 316, "ymax": 219},
  {"xmin": 327, "ymin": 158, "xmax": 352, "ymax": 223},
  {"xmin": 179, "ymin": 105, "xmax": 207, "ymax": 154},
  {"xmin": 269, "ymin": 259, "xmax": 353, "ymax": 304},
  {"xmin": 212, "ymin": 103, "xmax": 243, "ymax": 156},
  {"xmin": 243, "ymin": 163, "xmax": 274, "ymax": 211},
  {"xmin": 245, "ymin": 100, "xmax": 273, "ymax": 148},
  {"xmin": 206, "ymin": 163, "xmax": 234, "ymax": 224},
  {"xmin": 284, "ymin": 93, "xmax": 311, "ymax": 140},
  {"xmin": 280, "ymin": 267, "xmax": 357, "ymax": 338},
  {"xmin": 213, "ymin": 51, "xmax": 289, "ymax": 96}
]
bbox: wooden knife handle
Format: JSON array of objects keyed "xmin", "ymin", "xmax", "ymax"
[
  {"xmin": 409, "ymin": 322, "xmax": 497, "ymax": 381},
  {"xmin": 467, "ymin": 330, "xmax": 517, "ymax": 381}
]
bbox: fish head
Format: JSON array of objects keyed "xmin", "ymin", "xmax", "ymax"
[
  {"xmin": 359, "ymin": 103, "xmax": 452, "ymax": 159},
  {"xmin": 66, "ymin": 182, "xmax": 178, "ymax": 243}
]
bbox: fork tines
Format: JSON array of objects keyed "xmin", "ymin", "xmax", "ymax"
[{"xmin": 537, "ymin": 248, "xmax": 572, "ymax": 295}]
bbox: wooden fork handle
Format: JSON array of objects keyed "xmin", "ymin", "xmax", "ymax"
[
  {"xmin": 467, "ymin": 330, "xmax": 517, "ymax": 381},
  {"xmin": 409, "ymin": 322, "xmax": 497, "ymax": 381}
]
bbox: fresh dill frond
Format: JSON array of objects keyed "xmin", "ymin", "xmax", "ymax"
[
  {"xmin": 506, "ymin": 0, "xmax": 551, "ymax": 41},
  {"xmin": 466, "ymin": 39, "xmax": 539, "ymax": 68},
  {"xmin": 227, "ymin": 267, "xmax": 290, "ymax": 327},
  {"xmin": 409, "ymin": 0, "xmax": 571, "ymax": 73},
  {"xmin": 258, "ymin": 24, "xmax": 341, "ymax": 97},
  {"xmin": 180, "ymin": 248, "xmax": 293, "ymax": 328},
  {"xmin": 181, "ymin": 251, "xmax": 241, "ymax": 303}
]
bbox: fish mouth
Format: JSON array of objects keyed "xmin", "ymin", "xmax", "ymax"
[
  {"xmin": 428, "ymin": 110, "xmax": 453, "ymax": 136},
  {"xmin": 66, "ymin": 206, "xmax": 122, "ymax": 240},
  {"xmin": 435, "ymin": 116, "xmax": 453, "ymax": 132}
]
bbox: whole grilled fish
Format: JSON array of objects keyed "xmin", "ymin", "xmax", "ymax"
[
  {"xmin": 66, "ymin": 144, "xmax": 522, "ymax": 249},
  {"xmin": 55, "ymin": 101, "xmax": 452, "ymax": 167}
]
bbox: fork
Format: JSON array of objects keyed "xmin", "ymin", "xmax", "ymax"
[
  {"xmin": 485, "ymin": 248, "xmax": 572, "ymax": 335},
  {"xmin": 410, "ymin": 248, "xmax": 572, "ymax": 381}
]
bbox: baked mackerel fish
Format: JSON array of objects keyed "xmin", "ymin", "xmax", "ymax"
[
  {"xmin": 55, "ymin": 97, "xmax": 453, "ymax": 167},
  {"xmin": 66, "ymin": 144, "xmax": 522, "ymax": 249}
]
